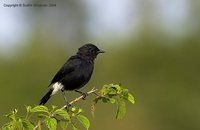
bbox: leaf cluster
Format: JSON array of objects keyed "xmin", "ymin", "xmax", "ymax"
[
  {"xmin": 1, "ymin": 84, "xmax": 135, "ymax": 130},
  {"xmin": 2, "ymin": 106, "xmax": 89, "ymax": 130},
  {"xmin": 92, "ymin": 84, "xmax": 135, "ymax": 119}
]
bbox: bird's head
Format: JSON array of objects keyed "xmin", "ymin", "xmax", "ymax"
[{"xmin": 77, "ymin": 43, "xmax": 105, "ymax": 61}]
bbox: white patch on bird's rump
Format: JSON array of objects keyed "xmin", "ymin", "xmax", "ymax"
[{"xmin": 51, "ymin": 82, "xmax": 64, "ymax": 95}]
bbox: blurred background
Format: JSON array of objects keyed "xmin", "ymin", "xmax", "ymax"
[{"xmin": 0, "ymin": 0, "xmax": 200, "ymax": 130}]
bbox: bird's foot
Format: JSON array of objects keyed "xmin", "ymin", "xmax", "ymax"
[
  {"xmin": 65, "ymin": 103, "xmax": 71, "ymax": 112},
  {"xmin": 81, "ymin": 92, "xmax": 88, "ymax": 100},
  {"xmin": 75, "ymin": 90, "xmax": 88, "ymax": 100}
]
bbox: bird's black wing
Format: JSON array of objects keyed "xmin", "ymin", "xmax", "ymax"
[{"xmin": 48, "ymin": 55, "xmax": 81, "ymax": 86}]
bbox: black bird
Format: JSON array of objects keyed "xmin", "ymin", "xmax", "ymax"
[{"xmin": 39, "ymin": 43, "xmax": 104, "ymax": 106}]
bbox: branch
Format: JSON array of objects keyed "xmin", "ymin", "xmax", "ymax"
[
  {"xmin": 61, "ymin": 87, "xmax": 98, "ymax": 109},
  {"xmin": 33, "ymin": 120, "xmax": 42, "ymax": 130}
]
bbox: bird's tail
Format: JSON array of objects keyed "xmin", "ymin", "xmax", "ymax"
[{"xmin": 39, "ymin": 89, "xmax": 53, "ymax": 105}]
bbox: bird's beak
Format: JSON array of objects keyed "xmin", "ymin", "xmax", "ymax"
[{"xmin": 97, "ymin": 50, "xmax": 105, "ymax": 54}]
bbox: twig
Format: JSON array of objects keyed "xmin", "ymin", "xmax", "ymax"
[
  {"xmin": 61, "ymin": 87, "xmax": 98, "ymax": 109},
  {"xmin": 33, "ymin": 120, "xmax": 42, "ymax": 130}
]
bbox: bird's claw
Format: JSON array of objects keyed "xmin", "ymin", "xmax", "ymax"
[
  {"xmin": 75, "ymin": 90, "xmax": 88, "ymax": 100},
  {"xmin": 65, "ymin": 103, "xmax": 71, "ymax": 112},
  {"xmin": 82, "ymin": 93, "xmax": 88, "ymax": 100}
]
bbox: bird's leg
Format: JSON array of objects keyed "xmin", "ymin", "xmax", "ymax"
[
  {"xmin": 75, "ymin": 90, "xmax": 88, "ymax": 100},
  {"xmin": 61, "ymin": 89, "xmax": 71, "ymax": 111}
]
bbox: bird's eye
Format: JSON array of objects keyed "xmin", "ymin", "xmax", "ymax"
[{"xmin": 89, "ymin": 49, "xmax": 95, "ymax": 54}]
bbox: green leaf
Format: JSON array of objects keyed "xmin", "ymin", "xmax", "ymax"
[
  {"xmin": 71, "ymin": 124, "xmax": 78, "ymax": 130},
  {"xmin": 2, "ymin": 122, "xmax": 13, "ymax": 130},
  {"xmin": 6, "ymin": 113, "xmax": 16, "ymax": 121},
  {"xmin": 116, "ymin": 99, "xmax": 126, "ymax": 119},
  {"xmin": 77, "ymin": 115, "xmax": 90, "ymax": 130},
  {"xmin": 127, "ymin": 93, "xmax": 135, "ymax": 104},
  {"xmin": 52, "ymin": 105, "xmax": 58, "ymax": 111},
  {"xmin": 16, "ymin": 119, "xmax": 24, "ymax": 130},
  {"xmin": 12, "ymin": 109, "xmax": 18, "ymax": 115},
  {"xmin": 5, "ymin": 109, "xmax": 18, "ymax": 121},
  {"xmin": 99, "ymin": 86, "xmax": 110, "ymax": 95},
  {"xmin": 26, "ymin": 106, "xmax": 32, "ymax": 113},
  {"xmin": 45, "ymin": 117, "xmax": 57, "ymax": 130},
  {"xmin": 111, "ymin": 84, "xmax": 121, "ymax": 91},
  {"xmin": 21, "ymin": 118, "xmax": 34, "ymax": 130},
  {"xmin": 54, "ymin": 109, "xmax": 70, "ymax": 120},
  {"xmin": 109, "ymin": 98, "xmax": 116, "ymax": 104},
  {"xmin": 122, "ymin": 89, "xmax": 129, "ymax": 95},
  {"xmin": 71, "ymin": 107, "xmax": 76, "ymax": 112},
  {"xmin": 108, "ymin": 88, "xmax": 117, "ymax": 95},
  {"xmin": 38, "ymin": 113, "xmax": 47, "ymax": 118},
  {"xmin": 78, "ymin": 108, "xmax": 83, "ymax": 114},
  {"xmin": 31, "ymin": 105, "xmax": 49, "ymax": 113},
  {"xmin": 102, "ymin": 97, "xmax": 110, "ymax": 103},
  {"xmin": 59, "ymin": 121, "xmax": 68, "ymax": 130}
]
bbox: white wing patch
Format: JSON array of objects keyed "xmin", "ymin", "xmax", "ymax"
[{"xmin": 51, "ymin": 82, "xmax": 64, "ymax": 95}]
